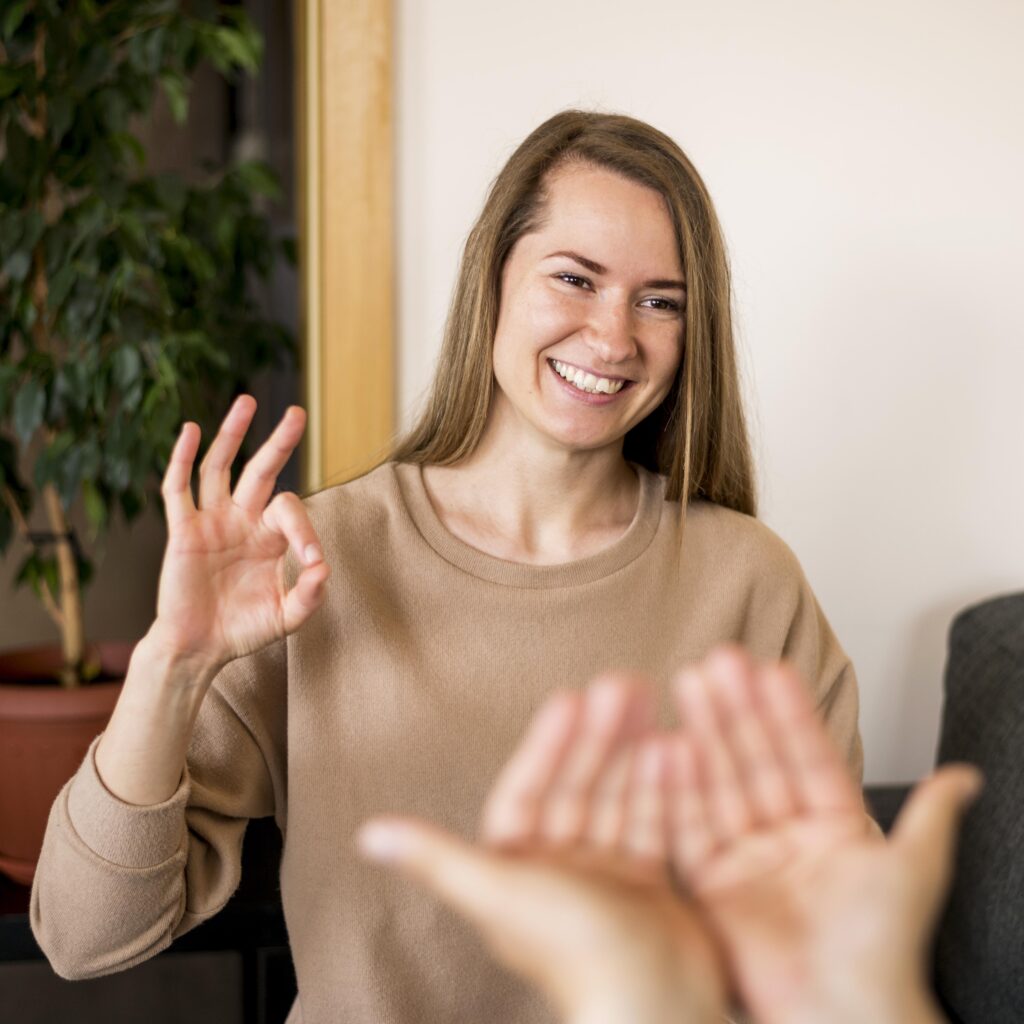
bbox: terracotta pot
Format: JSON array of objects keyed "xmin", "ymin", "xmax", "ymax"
[{"xmin": 0, "ymin": 642, "xmax": 134, "ymax": 886}]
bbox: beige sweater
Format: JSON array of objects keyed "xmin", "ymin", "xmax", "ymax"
[{"xmin": 30, "ymin": 461, "xmax": 864, "ymax": 1023}]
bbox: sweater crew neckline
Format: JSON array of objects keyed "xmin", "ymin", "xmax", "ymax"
[{"xmin": 391, "ymin": 461, "xmax": 665, "ymax": 588}]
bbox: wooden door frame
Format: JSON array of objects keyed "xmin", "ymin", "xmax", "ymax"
[{"xmin": 296, "ymin": 0, "xmax": 394, "ymax": 491}]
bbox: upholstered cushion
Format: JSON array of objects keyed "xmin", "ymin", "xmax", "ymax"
[{"xmin": 933, "ymin": 592, "xmax": 1024, "ymax": 1024}]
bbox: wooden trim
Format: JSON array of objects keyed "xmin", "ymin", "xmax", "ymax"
[{"xmin": 297, "ymin": 0, "xmax": 394, "ymax": 492}]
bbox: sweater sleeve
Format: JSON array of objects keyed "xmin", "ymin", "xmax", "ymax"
[
  {"xmin": 778, "ymin": 568, "xmax": 865, "ymax": 787},
  {"xmin": 29, "ymin": 638, "xmax": 288, "ymax": 981}
]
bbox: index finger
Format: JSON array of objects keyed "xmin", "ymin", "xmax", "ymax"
[
  {"xmin": 232, "ymin": 405, "xmax": 307, "ymax": 512},
  {"xmin": 160, "ymin": 422, "xmax": 201, "ymax": 527}
]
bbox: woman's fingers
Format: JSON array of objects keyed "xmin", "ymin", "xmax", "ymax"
[
  {"xmin": 197, "ymin": 395, "xmax": 258, "ymax": 508},
  {"xmin": 282, "ymin": 561, "xmax": 331, "ymax": 634},
  {"xmin": 161, "ymin": 422, "xmax": 201, "ymax": 527},
  {"xmin": 481, "ymin": 691, "xmax": 583, "ymax": 846},
  {"xmin": 538, "ymin": 676, "xmax": 653, "ymax": 846},
  {"xmin": 261, "ymin": 491, "xmax": 325, "ymax": 572},
  {"xmin": 259, "ymin": 490, "xmax": 330, "ymax": 634},
  {"xmin": 232, "ymin": 405, "xmax": 307, "ymax": 512}
]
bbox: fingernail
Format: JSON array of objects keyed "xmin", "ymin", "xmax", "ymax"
[
  {"xmin": 356, "ymin": 821, "xmax": 408, "ymax": 863},
  {"xmin": 304, "ymin": 544, "xmax": 323, "ymax": 565}
]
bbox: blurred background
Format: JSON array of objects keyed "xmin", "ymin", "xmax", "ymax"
[{"xmin": 5, "ymin": 0, "xmax": 1019, "ymax": 784}]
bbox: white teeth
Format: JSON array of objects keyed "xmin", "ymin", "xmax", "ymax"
[{"xmin": 551, "ymin": 360, "xmax": 626, "ymax": 395}]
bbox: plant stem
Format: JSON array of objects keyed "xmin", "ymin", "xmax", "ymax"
[
  {"xmin": 1, "ymin": 484, "xmax": 65, "ymax": 629},
  {"xmin": 42, "ymin": 485, "xmax": 84, "ymax": 688},
  {"xmin": 29, "ymin": 16, "xmax": 83, "ymax": 687}
]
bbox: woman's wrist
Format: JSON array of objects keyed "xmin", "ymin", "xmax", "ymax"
[
  {"xmin": 142, "ymin": 619, "xmax": 228, "ymax": 685},
  {"xmin": 94, "ymin": 628, "xmax": 222, "ymax": 806}
]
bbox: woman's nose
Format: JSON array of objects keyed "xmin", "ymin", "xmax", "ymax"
[{"xmin": 586, "ymin": 301, "xmax": 637, "ymax": 364}]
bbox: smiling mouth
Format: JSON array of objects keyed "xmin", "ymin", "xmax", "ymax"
[{"xmin": 548, "ymin": 359, "xmax": 633, "ymax": 395}]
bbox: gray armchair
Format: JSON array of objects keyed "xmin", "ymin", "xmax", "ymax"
[
  {"xmin": 865, "ymin": 592, "xmax": 1024, "ymax": 1024},
  {"xmin": 932, "ymin": 591, "xmax": 1024, "ymax": 1024}
]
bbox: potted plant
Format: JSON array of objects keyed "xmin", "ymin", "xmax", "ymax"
[{"xmin": 0, "ymin": 1, "xmax": 295, "ymax": 884}]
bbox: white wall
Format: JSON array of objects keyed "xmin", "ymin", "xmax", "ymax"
[{"xmin": 395, "ymin": 0, "xmax": 1024, "ymax": 783}]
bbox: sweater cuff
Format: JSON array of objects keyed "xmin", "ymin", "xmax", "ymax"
[{"xmin": 65, "ymin": 732, "xmax": 191, "ymax": 869}]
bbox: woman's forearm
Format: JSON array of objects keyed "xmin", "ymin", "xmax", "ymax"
[{"xmin": 94, "ymin": 625, "xmax": 222, "ymax": 805}]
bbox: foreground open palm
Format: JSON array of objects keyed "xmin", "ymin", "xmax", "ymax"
[{"xmin": 668, "ymin": 648, "xmax": 977, "ymax": 1024}]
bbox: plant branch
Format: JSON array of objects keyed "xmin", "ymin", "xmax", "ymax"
[
  {"xmin": 111, "ymin": 15, "xmax": 173, "ymax": 49},
  {"xmin": 1, "ymin": 483, "xmax": 65, "ymax": 629},
  {"xmin": 42, "ymin": 485, "xmax": 83, "ymax": 687}
]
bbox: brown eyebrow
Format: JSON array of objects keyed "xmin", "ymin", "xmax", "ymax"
[{"xmin": 544, "ymin": 250, "xmax": 686, "ymax": 291}]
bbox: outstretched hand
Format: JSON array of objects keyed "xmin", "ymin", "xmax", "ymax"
[
  {"xmin": 358, "ymin": 676, "xmax": 725, "ymax": 1024},
  {"xmin": 356, "ymin": 648, "xmax": 977, "ymax": 1024},
  {"xmin": 666, "ymin": 647, "xmax": 978, "ymax": 1024}
]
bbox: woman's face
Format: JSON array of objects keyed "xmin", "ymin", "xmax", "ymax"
[{"xmin": 489, "ymin": 163, "xmax": 686, "ymax": 457}]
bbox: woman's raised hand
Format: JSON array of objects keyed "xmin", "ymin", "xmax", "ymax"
[{"xmin": 149, "ymin": 395, "xmax": 330, "ymax": 673}]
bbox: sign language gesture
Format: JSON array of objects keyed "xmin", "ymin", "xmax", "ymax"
[{"xmin": 150, "ymin": 395, "xmax": 330, "ymax": 673}]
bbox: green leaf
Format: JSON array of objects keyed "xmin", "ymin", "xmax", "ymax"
[
  {"xmin": 0, "ymin": 366, "xmax": 18, "ymax": 418},
  {"xmin": 69, "ymin": 198, "xmax": 107, "ymax": 257},
  {"xmin": 128, "ymin": 26, "xmax": 166, "ymax": 75},
  {"xmin": 13, "ymin": 379, "xmax": 45, "ymax": 443},
  {"xmin": 82, "ymin": 478, "xmax": 107, "ymax": 534},
  {"xmin": 58, "ymin": 444, "xmax": 86, "ymax": 509},
  {"xmin": 47, "ymin": 264, "xmax": 76, "ymax": 311},
  {"xmin": 0, "ymin": 66, "xmax": 23, "ymax": 98},
  {"xmin": 0, "ymin": 211, "xmax": 23, "ymax": 252},
  {"xmin": 2, "ymin": 249, "xmax": 30, "ymax": 283},
  {"xmin": 210, "ymin": 25, "xmax": 259, "ymax": 72},
  {"xmin": 0, "ymin": 506, "xmax": 11, "ymax": 552},
  {"xmin": 75, "ymin": 44, "xmax": 114, "ymax": 93},
  {"xmin": 2, "ymin": 2, "xmax": 28, "ymax": 41},
  {"xmin": 160, "ymin": 71, "xmax": 189, "ymax": 124},
  {"xmin": 235, "ymin": 161, "xmax": 281, "ymax": 199},
  {"xmin": 112, "ymin": 346, "xmax": 142, "ymax": 390},
  {"xmin": 49, "ymin": 95, "xmax": 74, "ymax": 146},
  {"xmin": 21, "ymin": 210, "xmax": 45, "ymax": 253},
  {"xmin": 111, "ymin": 131, "xmax": 146, "ymax": 167}
]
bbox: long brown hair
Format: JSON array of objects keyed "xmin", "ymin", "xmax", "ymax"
[{"xmin": 391, "ymin": 109, "xmax": 756, "ymax": 515}]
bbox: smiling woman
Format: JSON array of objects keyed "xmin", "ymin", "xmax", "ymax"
[
  {"xmin": 30, "ymin": 110, "xmax": 867, "ymax": 1024},
  {"xmin": 393, "ymin": 112, "xmax": 752, "ymax": 515}
]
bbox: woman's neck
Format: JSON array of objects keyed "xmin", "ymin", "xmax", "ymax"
[{"xmin": 420, "ymin": 432, "xmax": 640, "ymax": 565}]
